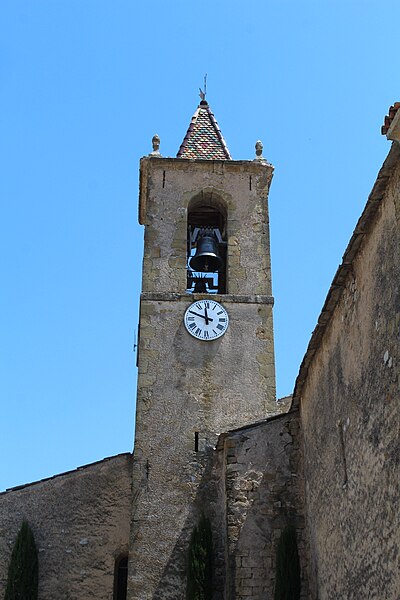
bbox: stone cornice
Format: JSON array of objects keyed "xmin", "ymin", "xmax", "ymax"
[{"xmin": 140, "ymin": 292, "xmax": 274, "ymax": 305}]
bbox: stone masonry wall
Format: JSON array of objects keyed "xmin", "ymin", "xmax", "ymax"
[
  {"xmin": 129, "ymin": 156, "xmax": 278, "ymax": 600},
  {"xmin": 219, "ymin": 409, "xmax": 309, "ymax": 600},
  {"xmin": 300, "ymin": 152, "xmax": 400, "ymax": 598},
  {"xmin": 138, "ymin": 157, "xmax": 274, "ymax": 297},
  {"xmin": 0, "ymin": 453, "xmax": 132, "ymax": 600},
  {"xmin": 129, "ymin": 294, "xmax": 278, "ymax": 600}
]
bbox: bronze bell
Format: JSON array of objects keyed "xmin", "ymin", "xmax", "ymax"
[{"xmin": 189, "ymin": 233, "xmax": 223, "ymax": 273}]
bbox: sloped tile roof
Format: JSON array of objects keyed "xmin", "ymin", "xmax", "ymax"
[
  {"xmin": 177, "ymin": 100, "xmax": 232, "ymax": 160},
  {"xmin": 381, "ymin": 102, "xmax": 400, "ymax": 135}
]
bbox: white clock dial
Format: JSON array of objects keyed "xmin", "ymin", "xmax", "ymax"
[{"xmin": 184, "ymin": 300, "xmax": 229, "ymax": 341}]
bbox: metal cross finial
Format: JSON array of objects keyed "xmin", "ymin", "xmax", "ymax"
[{"xmin": 199, "ymin": 73, "xmax": 207, "ymax": 102}]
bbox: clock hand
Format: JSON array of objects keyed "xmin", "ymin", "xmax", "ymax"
[
  {"xmin": 204, "ymin": 305, "xmax": 210, "ymax": 325},
  {"xmin": 188, "ymin": 310, "xmax": 213, "ymax": 322},
  {"xmin": 188, "ymin": 310, "xmax": 207, "ymax": 320}
]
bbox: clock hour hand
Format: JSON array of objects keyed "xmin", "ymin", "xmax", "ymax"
[
  {"xmin": 204, "ymin": 305, "xmax": 210, "ymax": 325},
  {"xmin": 188, "ymin": 310, "xmax": 213, "ymax": 322}
]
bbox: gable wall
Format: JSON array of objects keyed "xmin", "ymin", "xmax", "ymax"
[
  {"xmin": 300, "ymin": 153, "xmax": 400, "ymax": 598},
  {"xmin": 0, "ymin": 453, "xmax": 132, "ymax": 600},
  {"xmin": 218, "ymin": 410, "xmax": 309, "ymax": 600}
]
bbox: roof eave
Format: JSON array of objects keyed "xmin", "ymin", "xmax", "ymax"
[
  {"xmin": 292, "ymin": 141, "xmax": 400, "ymax": 407},
  {"xmin": 386, "ymin": 108, "xmax": 400, "ymax": 142}
]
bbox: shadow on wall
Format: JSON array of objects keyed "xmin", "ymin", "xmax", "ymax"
[
  {"xmin": 152, "ymin": 407, "xmax": 307, "ymax": 600},
  {"xmin": 151, "ymin": 441, "xmax": 227, "ymax": 600}
]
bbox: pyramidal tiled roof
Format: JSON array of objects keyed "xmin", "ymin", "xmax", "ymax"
[{"xmin": 177, "ymin": 100, "xmax": 232, "ymax": 160}]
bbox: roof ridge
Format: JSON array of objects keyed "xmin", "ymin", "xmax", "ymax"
[
  {"xmin": 292, "ymin": 142, "xmax": 400, "ymax": 405},
  {"xmin": 0, "ymin": 452, "xmax": 132, "ymax": 495},
  {"xmin": 177, "ymin": 100, "xmax": 232, "ymax": 160},
  {"xmin": 204, "ymin": 102, "xmax": 231, "ymax": 159}
]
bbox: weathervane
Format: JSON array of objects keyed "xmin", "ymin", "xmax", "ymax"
[{"xmin": 199, "ymin": 74, "xmax": 207, "ymax": 102}]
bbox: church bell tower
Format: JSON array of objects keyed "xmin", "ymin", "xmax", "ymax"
[{"xmin": 128, "ymin": 99, "xmax": 277, "ymax": 599}]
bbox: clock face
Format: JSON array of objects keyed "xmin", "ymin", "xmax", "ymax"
[{"xmin": 184, "ymin": 300, "xmax": 229, "ymax": 341}]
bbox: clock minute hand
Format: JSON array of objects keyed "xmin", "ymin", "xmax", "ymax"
[
  {"xmin": 204, "ymin": 305, "xmax": 210, "ymax": 325},
  {"xmin": 188, "ymin": 310, "xmax": 213, "ymax": 322}
]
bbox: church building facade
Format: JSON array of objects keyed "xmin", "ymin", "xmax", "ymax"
[{"xmin": 0, "ymin": 99, "xmax": 398, "ymax": 600}]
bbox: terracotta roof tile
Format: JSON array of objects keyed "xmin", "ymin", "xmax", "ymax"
[
  {"xmin": 177, "ymin": 100, "xmax": 232, "ymax": 160},
  {"xmin": 381, "ymin": 102, "xmax": 400, "ymax": 135}
]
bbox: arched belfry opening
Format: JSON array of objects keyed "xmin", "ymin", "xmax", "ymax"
[{"xmin": 186, "ymin": 194, "xmax": 227, "ymax": 294}]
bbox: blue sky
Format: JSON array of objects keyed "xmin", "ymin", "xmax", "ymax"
[{"xmin": 1, "ymin": 0, "xmax": 398, "ymax": 490}]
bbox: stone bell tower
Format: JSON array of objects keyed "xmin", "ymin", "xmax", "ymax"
[{"xmin": 128, "ymin": 99, "xmax": 277, "ymax": 599}]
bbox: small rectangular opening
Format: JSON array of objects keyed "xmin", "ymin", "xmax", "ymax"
[
  {"xmin": 194, "ymin": 432, "xmax": 199, "ymax": 452},
  {"xmin": 135, "ymin": 323, "xmax": 140, "ymax": 368},
  {"xmin": 337, "ymin": 420, "xmax": 348, "ymax": 488}
]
